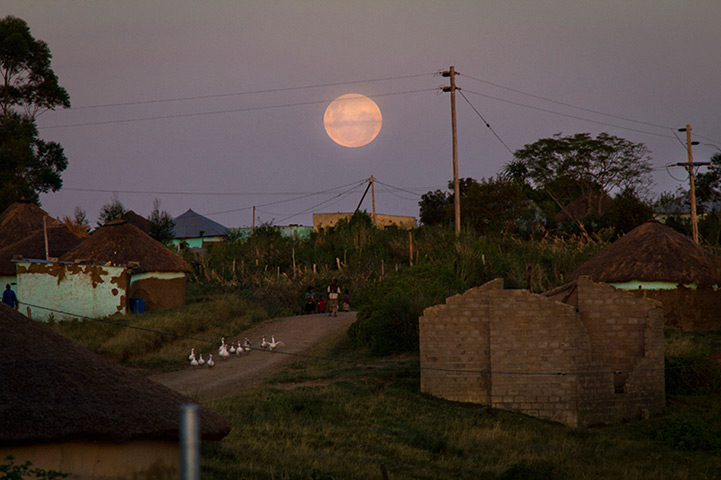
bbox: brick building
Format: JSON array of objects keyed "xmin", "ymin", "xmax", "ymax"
[{"xmin": 419, "ymin": 276, "xmax": 665, "ymax": 427}]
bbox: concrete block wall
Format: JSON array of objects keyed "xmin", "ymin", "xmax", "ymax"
[{"xmin": 419, "ymin": 277, "xmax": 665, "ymax": 427}]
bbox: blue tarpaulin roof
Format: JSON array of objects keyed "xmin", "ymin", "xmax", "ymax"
[{"xmin": 172, "ymin": 209, "xmax": 228, "ymax": 238}]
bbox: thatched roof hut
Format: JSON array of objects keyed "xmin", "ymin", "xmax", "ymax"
[
  {"xmin": 123, "ymin": 209, "xmax": 153, "ymax": 233},
  {"xmin": 0, "ymin": 200, "xmax": 57, "ymax": 248},
  {"xmin": 568, "ymin": 220, "xmax": 721, "ymax": 287},
  {"xmin": 0, "ymin": 224, "xmax": 87, "ymax": 276},
  {"xmin": 61, "ymin": 219, "xmax": 190, "ymax": 273},
  {"xmin": 0, "ymin": 305, "xmax": 230, "ymax": 444}
]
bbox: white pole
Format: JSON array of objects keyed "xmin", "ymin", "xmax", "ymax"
[{"xmin": 180, "ymin": 404, "xmax": 201, "ymax": 480}]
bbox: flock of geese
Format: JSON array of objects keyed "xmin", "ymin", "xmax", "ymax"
[{"xmin": 187, "ymin": 335, "xmax": 285, "ymax": 368}]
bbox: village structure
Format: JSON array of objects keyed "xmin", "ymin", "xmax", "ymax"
[
  {"xmin": 313, "ymin": 212, "xmax": 417, "ymax": 231},
  {"xmin": 0, "ymin": 305, "xmax": 230, "ymax": 480},
  {"xmin": 419, "ymin": 220, "xmax": 721, "ymax": 427}
]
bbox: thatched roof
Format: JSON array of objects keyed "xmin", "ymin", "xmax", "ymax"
[
  {"xmin": 61, "ymin": 219, "xmax": 191, "ymax": 273},
  {"xmin": 568, "ymin": 220, "xmax": 721, "ymax": 286},
  {"xmin": 0, "ymin": 200, "xmax": 58, "ymax": 248},
  {"xmin": 0, "ymin": 306, "xmax": 230, "ymax": 445},
  {"xmin": 173, "ymin": 209, "xmax": 227, "ymax": 238},
  {"xmin": 123, "ymin": 210, "xmax": 153, "ymax": 233},
  {"xmin": 0, "ymin": 224, "xmax": 87, "ymax": 275}
]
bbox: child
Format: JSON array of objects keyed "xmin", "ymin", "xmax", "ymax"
[
  {"xmin": 317, "ymin": 296, "xmax": 326, "ymax": 314},
  {"xmin": 343, "ymin": 289, "xmax": 350, "ymax": 312},
  {"xmin": 304, "ymin": 286, "xmax": 316, "ymax": 314}
]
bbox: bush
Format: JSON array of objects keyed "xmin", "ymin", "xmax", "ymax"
[
  {"xmin": 348, "ymin": 263, "xmax": 466, "ymax": 355},
  {"xmin": 653, "ymin": 414, "xmax": 720, "ymax": 451}
]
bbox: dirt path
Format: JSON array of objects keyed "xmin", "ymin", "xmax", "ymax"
[{"xmin": 150, "ymin": 312, "xmax": 356, "ymax": 402}]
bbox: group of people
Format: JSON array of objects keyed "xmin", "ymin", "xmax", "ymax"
[{"xmin": 305, "ymin": 279, "xmax": 349, "ymax": 317}]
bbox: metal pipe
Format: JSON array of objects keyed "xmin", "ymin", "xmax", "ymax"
[{"xmin": 180, "ymin": 403, "xmax": 201, "ymax": 480}]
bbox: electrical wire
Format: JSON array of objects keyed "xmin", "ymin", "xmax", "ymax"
[
  {"xmin": 21, "ymin": 301, "xmax": 719, "ymax": 377},
  {"xmin": 40, "ymin": 88, "xmax": 437, "ymax": 129},
  {"xmin": 461, "ymin": 88, "xmax": 679, "ymax": 141},
  {"xmin": 67, "ymin": 73, "xmax": 436, "ymax": 110},
  {"xmin": 457, "ymin": 89, "xmax": 515, "ymax": 155},
  {"xmin": 201, "ymin": 179, "xmax": 369, "ymax": 217},
  {"xmin": 274, "ymin": 182, "xmax": 368, "ymax": 224}
]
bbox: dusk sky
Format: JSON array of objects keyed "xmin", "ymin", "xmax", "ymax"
[{"xmin": 6, "ymin": 1, "xmax": 721, "ymax": 228}]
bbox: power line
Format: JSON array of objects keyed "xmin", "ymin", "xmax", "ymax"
[
  {"xmin": 462, "ymin": 88, "xmax": 680, "ymax": 141},
  {"xmin": 67, "ymin": 73, "xmax": 435, "ymax": 110},
  {"xmin": 202, "ymin": 179, "xmax": 369, "ymax": 217},
  {"xmin": 40, "ymin": 88, "xmax": 437, "ymax": 129},
  {"xmin": 274, "ymin": 182, "xmax": 368, "ymax": 224},
  {"xmin": 457, "ymin": 89, "xmax": 515, "ymax": 155}
]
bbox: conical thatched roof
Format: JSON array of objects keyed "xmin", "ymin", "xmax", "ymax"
[
  {"xmin": 60, "ymin": 219, "xmax": 191, "ymax": 273},
  {"xmin": 0, "ymin": 306, "xmax": 230, "ymax": 445},
  {"xmin": 0, "ymin": 200, "xmax": 57, "ymax": 248},
  {"xmin": 0, "ymin": 224, "xmax": 87, "ymax": 275},
  {"xmin": 173, "ymin": 209, "xmax": 227, "ymax": 238},
  {"xmin": 568, "ymin": 220, "xmax": 721, "ymax": 287},
  {"xmin": 123, "ymin": 210, "xmax": 153, "ymax": 233}
]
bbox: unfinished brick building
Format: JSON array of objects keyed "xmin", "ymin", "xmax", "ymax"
[{"xmin": 419, "ymin": 276, "xmax": 665, "ymax": 427}]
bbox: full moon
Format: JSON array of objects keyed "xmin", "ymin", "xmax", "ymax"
[{"xmin": 323, "ymin": 93, "xmax": 382, "ymax": 148}]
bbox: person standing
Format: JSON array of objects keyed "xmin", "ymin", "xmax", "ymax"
[
  {"xmin": 2, "ymin": 284, "xmax": 18, "ymax": 310},
  {"xmin": 304, "ymin": 286, "xmax": 316, "ymax": 314},
  {"xmin": 327, "ymin": 278, "xmax": 340, "ymax": 317}
]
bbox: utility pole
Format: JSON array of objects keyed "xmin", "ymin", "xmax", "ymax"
[
  {"xmin": 678, "ymin": 125, "xmax": 701, "ymax": 243},
  {"xmin": 252, "ymin": 206, "xmax": 255, "ymax": 231},
  {"xmin": 442, "ymin": 66, "xmax": 461, "ymax": 237},
  {"xmin": 371, "ymin": 175, "xmax": 377, "ymax": 227}
]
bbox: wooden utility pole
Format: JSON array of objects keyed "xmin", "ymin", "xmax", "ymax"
[
  {"xmin": 681, "ymin": 125, "xmax": 699, "ymax": 243},
  {"xmin": 252, "ymin": 206, "xmax": 255, "ymax": 231},
  {"xmin": 371, "ymin": 175, "xmax": 377, "ymax": 227},
  {"xmin": 443, "ymin": 66, "xmax": 461, "ymax": 237}
]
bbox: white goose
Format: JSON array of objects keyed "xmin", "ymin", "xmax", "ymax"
[
  {"xmin": 229, "ymin": 343, "xmax": 237, "ymax": 354},
  {"xmin": 207, "ymin": 354, "xmax": 215, "ymax": 368},
  {"xmin": 190, "ymin": 354, "xmax": 199, "ymax": 367},
  {"xmin": 269, "ymin": 336, "xmax": 285, "ymax": 351},
  {"xmin": 260, "ymin": 337, "xmax": 269, "ymax": 349},
  {"xmin": 198, "ymin": 353, "xmax": 206, "ymax": 366},
  {"xmin": 235, "ymin": 341, "xmax": 243, "ymax": 355},
  {"xmin": 218, "ymin": 337, "xmax": 226, "ymax": 353},
  {"xmin": 188, "ymin": 348, "xmax": 196, "ymax": 361},
  {"xmin": 219, "ymin": 343, "xmax": 230, "ymax": 360}
]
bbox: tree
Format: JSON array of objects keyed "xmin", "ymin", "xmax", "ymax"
[
  {"xmin": 148, "ymin": 198, "xmax": 175, "ymax": 245},
  {"xmin": 418, "ymin": 189, "xmax": 450, "ymax": 226},
  {"xmin": 97, "ymin": 195, "xmax": 126, "ymax": 226},
  {"xmin": 0, "ymin": 16, "xmax": 70, "ymax": 212},
  {"xmin": 503, "ymin": 133, "xmax": 653, "ymax": 228}
]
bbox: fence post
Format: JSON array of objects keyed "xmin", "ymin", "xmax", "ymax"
[{"xmin": 180, "ymin": 403, "xmax": 201, "ymax": 480}]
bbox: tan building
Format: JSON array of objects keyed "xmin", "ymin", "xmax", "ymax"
[
  {"xmin": 313, "ymin": 212, "xmax": 416, "ymax": 231},
  {"xmin": 419, "ymin": 276, "xmax": 665, "ymax": 427},
  {"xmin": 0, "ymin": 306, "xmax": 230, "ymax": 480}
]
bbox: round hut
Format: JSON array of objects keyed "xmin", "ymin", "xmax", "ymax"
[
  {"xmin": 0, "ymin": 200, "xmax": 57, "ymax": 248},
  {"xmin": 568, "ymin": 220, "xmax": 721, "ymax": 330},
  {"xmin": 0, "ymin": 306, "xmax": 230, "ymax": 479},
  {"xmin": 60, "ymin": 219, "xmax": 192, "ymax": 312}
]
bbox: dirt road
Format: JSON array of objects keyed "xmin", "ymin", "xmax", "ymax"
[{"xmin": 150, "ymin": 312, "xmax": 356, "ymax": 402}]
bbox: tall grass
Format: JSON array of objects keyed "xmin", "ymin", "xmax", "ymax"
[{"xmin": 201, "ymin": 334, "xmax": 721, "ymax": 480}]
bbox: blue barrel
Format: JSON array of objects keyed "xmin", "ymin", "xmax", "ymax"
[{"xmin": 129, "ymin": 298, "xmax": 145, "ymax": 314}]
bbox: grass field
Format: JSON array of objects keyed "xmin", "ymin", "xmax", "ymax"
[{"xmin": 48, "ymin": 295, "xmax": 721, "ymax": 480}]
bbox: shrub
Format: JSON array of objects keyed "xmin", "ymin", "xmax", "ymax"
[{"xmin": 653, "ymin": 414, "xmax": 720, "ymax": 451}]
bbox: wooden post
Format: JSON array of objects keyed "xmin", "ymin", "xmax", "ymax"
[
  {"xmin": 684, "ymin": 125, "xmax": 699, "ymax": 243},
  {"xmin": 409, "ymin": 231, "xmax": 413, "ymax": 266},
  {"xmin": 292, "ymin": 248, "xmax": 296, "ymax": 277},
  {"xmin": 252, "ymin": 206, "xmax": 256, "ymax": 231},
  {"xmin": 43, "ymin": 216, "xmax": 49, "ymax": 260},
  {"xmin": 443, "ymin": 66, "xmax": 461, "ymax": 237},
  {"xmin": 371, "ymin": 175, "xmax": 377, "ymax": 227}
]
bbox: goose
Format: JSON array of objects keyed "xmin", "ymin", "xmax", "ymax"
[
  {"xmin": 229, "ymin": 343, "xmax": 237, "ymax": 354},
  {"xmin": 218, "ymin": 337, "xmax": 226, "ymax": 353},
  {"xmin": 269, "ymin": 336, "xmax": 285, "ymax": 351},
  {"xmin": 243, "ymin": 337, "xmax": 252, "ymax": 348},
  {"xmin": 243, "ymin": 343, "xmax": 252, "ymax": 354},
  {"xmin": 219, "ymin": 343, "xmax": 230, "ymax": 360},
  {"xmin": 198, "ymin": 353, "xmax": 206, "ymax": 366},
  {"xmin": 236, "ymin": 341, "xmax": 243, "ymax": 355},
  {"xmin": 207, "ymin": 354, "xmax": 215, "ymax": 368},
  {"xmin": 190, "ymin": 354, "xmax": 199, "ymax": 367},
  {"xmin": 188, "ymin": 348, "xmax": 196, "ymax": 361},
  {"xmin": 260, "ymin": 337, "xmax": 269, "ymax": 349}
]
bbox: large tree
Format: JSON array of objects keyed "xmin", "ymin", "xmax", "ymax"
[
  {"xmin": 0, "ymin": 15, "xmax": 70, "ymax": 211},
  {"xmin": 503, "ymin": 132, "xmax": 653, "ymax": 226}
]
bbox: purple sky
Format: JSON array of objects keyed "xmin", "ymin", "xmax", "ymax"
[{"xmin": 7, "ymin": 1, "xmax": 721, "ymax": 228}]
